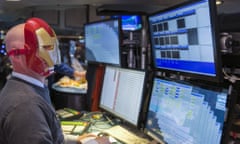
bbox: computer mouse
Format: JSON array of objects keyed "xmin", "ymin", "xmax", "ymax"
[
  {"xmin": 112, "ymin": 118, "xmax": 121, "ymax": 124},
  {"xmin": 97, "ymin": 132, "xmax": 109, "ymax": 137}
]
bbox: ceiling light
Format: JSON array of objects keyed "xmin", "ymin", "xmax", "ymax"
[
  {"xmin": 216, "ymin": 0, "xmax": 224, "ymax": 5},
  {"xmin": 5, "ymin": 0, "xmax": 21, "ymax": 1}
]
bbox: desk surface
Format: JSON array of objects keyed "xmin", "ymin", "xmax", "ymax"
[{"xmin": 52, "ymin": 83, "xmax": 87, "ymax": 94}]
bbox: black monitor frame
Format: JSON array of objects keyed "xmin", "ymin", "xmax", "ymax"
[
  {"xmin": 147, "ymin": 0, "xmax": 222, "ymax": 83},
  {"xmin": 84, "ymin": 18, "xmax": 122, "ymax": 66}
]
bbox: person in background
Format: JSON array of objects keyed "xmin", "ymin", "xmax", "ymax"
[
  {"xmin": 74, "ymin": 41, "xmax": 86, "ymax": 68},
  {"xmin": 0, "ymin": 17, "xmax": 110, "ymax": 144},
  {"xmin": 52, "ymin": 38, "xmax": 86, "ymax": 80},
  {"xmin": 0, "ymin": 55, "xmax": 12, "ymax": 89},
  {"xmin": 50, "ymin": 38, "xmax": 86, "ymax": 84},
  {"xmin": 47, "ymin": 39, "xmax": 86, "ymax": 109}
]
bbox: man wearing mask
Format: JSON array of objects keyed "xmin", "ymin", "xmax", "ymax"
[{"xmin": 0, "ymin": 17, "xmax": 110, "ymax": 144}]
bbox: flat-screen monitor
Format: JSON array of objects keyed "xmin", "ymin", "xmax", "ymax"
[
  {"xmin": 121, "ymin": 15, "xmax": 142, "ymax": 31},
  {"xmin": 84, "ymin": 18, "xmax": 121, "ymax": 65},
  {"xmin": 99, "ymin": 66, "xmax": 146, "ymax": 126},
  {"xmin": 112, "ymin": 15, "xmax": 142, "ymax": 31},
  {"xmin": 148, "ymin": 0, "xmax": 222, "ymax": 82},
  {"xmin": 145, "ymin": 77, "xmax": 229, "ymax": 144}
]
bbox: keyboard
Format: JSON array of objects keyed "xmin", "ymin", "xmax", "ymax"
[{"xmin": 103, "ymin": 125, "xmax": 150, "ymax": 144}]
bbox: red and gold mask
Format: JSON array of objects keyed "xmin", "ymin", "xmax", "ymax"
[{"xmin": 7, "ymin": 17, "xmax": 61, "ymax": 76}]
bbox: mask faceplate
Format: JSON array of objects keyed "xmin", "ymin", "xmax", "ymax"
[{"xmin": 7, "ymin": 17, "xmax": 61, "ymax": 76}]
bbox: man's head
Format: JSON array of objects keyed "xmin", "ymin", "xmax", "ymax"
[{"xmin": 5, "ymin": 17, "xmax": 60, "ymax": 81}]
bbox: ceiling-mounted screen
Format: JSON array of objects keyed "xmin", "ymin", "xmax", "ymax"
[
  {"xmin": 112, "ymin": 15, "xmax": 142, "ymax": 31},
  {"xmin": 121, "ymin": 15, "xmax": 142, "ymax": 31},
  {"xmin": 148, "ymin": 0, "xmax": 222, "ymax": 82},
  {"xmin": 84, "ymin": 18, "xmax": 121, "ymax": 66}
]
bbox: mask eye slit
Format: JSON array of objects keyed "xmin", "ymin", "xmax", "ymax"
[{"xmin": 42, "ymin": 45, "xmax": 54, "ymax": 50}]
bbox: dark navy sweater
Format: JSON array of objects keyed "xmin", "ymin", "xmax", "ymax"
[{"xmin": 0, "ymin": 77, "xmax": 64, "ymax": 144}]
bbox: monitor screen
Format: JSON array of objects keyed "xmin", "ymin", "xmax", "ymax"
[
  {"xmin": 148, "ymin": 0, "xmax": 221, "ymax": 82},
  {"xmin": 111, "ymin": 15, "xmax": 142, "ymax": 31},
  {"xmin": 121, "ymin": 15, "xmax": 142, "ymax": 31},
  {"xmin": 84, "ymin": 19, "xmax": 121, "ymax": 65},
  {"xmin": 99, "ymin": 66, "xmax": 146, "ymax": 126},
  {"xmin": 145, "ymin": 77, "xmax": 229, "ymax": 144}
]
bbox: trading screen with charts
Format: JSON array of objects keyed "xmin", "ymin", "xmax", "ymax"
[{"xmin": 145, "ymin": 77, "xmax": 229, "ymax": 144}]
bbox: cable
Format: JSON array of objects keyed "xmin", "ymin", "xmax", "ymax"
[
  {"xmin": 80, "ymin": 111, "xmax": 113, "ymax": 132},
  {"xmin": 222, "ymin": 68, "xmax": 240, "ymax": 83}
]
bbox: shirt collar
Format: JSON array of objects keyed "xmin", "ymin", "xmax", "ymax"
[{"xmin": 12, "ymin": 72, "xmax": 44, "ymax": 88}]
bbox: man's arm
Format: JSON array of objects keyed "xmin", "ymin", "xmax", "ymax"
[
  {"xmin": 54, "ymin": 63, "xmax": 86, "ymax": 79},
  {"xmin": 54, "ymin": 63, "xmax": 74, "ymax": 77}
]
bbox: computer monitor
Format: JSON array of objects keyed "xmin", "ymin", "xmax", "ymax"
[
  {"xmin": 112, "ymin": 15, "xmax": 142, "ymax": 31},
  {"xmin": 99, "ymin": 65, "xmax": 146, "ymax": 126},
  {"xmin": 84, "ymin": 18, "xmax": 121, "ymax": 66},
  {"xmin": 144, "ymin": 77, "xmax": 229, "ymax": 144},
  {"xmin": 121, "ymin": 15, "xmax": 142, "ymax": 31},
  {"xmin": 148, "ymin": 0, "xmax": 222, "ymax": 82}
]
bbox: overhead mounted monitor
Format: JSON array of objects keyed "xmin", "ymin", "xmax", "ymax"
[
  {"xmin": 84, "ymin": 18, "xmax": 121, "ymax": 66},
  {"xmin": 145, "ymin": 77, "xmax": 229, "ymax": 144},
  {"xmin": 99, "ymin": 66, "xmax": 146, "ymax": 126},
  {"xmin": 148, "ymin": 0, "xmax": 222, "ymax": 82},
  {"xmin": 121, "ymin": 15, "xmax": 142, "ymax": 31},
  {"xmin": 112, "ymin": 15, "xmax": 142, "ymax": 31}
]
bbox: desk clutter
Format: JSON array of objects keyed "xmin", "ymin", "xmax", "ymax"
[
  {"xmin": 61, "ymin": 121, "xmax": 90, "ymax": 135},
  {"xmin": 55, "ymin": 76, "xmax": 87, "ymax": 90},
  {"xmin": 56, "ymin": 108, "xmax": 84, "ymax": 120},
  {"xmin": 56, "ymin": 108, "xmax": 151, "ymax": 144}
]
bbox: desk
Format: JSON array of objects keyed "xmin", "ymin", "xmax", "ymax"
[
  {"xmin": 51, "ymin": 83, "xmax": 87, "ymax": 111},
  {"xmin": 59, "ymin": 111, "xmax": 151, "ymax": 143}
]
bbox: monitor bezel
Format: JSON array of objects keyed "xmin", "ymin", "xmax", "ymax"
[
  {"xmin": 84, "ymin": 18, "xmax": 122, "ymax": 66},
  {"xmin": 98, "ymin": 65, "xmax": 148, "ymax": 128},
  {"xmin": 147, "ymin": 0, "xmax": 223, "ymax": 83},
  {"xmin": 144, "ymin": 74, "xmax": 230, "ymax": 144}
]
